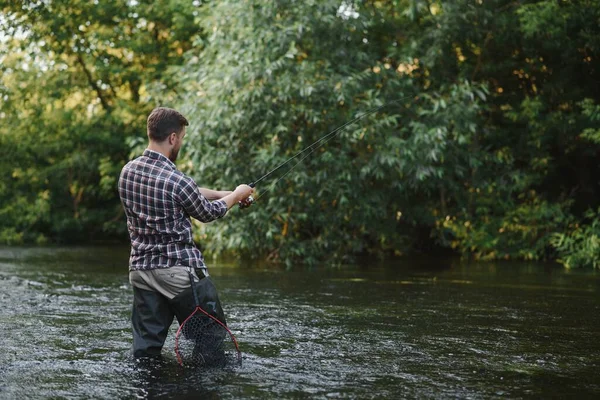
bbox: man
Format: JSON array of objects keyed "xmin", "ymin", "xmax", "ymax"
[{"xmin": 118, "ymin": 106, "xmax": 254, "ymax": 358}]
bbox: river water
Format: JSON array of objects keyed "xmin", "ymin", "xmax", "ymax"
[{"xmin": 0, "ymin": 246, "xmax": 598, "ymax": 399}]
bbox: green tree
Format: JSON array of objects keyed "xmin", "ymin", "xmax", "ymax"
[
  {"xmin": 1, "ymin": 0, "xmax": 598, "ymax": 268},
  {"xmin": 176, "ymin": 0, "xmax": 486, "ymax": 265},
  {"xmin": 0, "ymin": 0, "xmax": 201, "ymax": 243},
  {"xmin": 177, "ymin": 0, "xmax": 599, "ymax": 266},
  {"xmin": 418, "ymin": 0, "xmax": 600, "ymax": 263}
]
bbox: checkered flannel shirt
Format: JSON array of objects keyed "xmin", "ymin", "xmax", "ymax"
[{"xmin": 118, "ymin": 149, "xmax": 228, "ymax": 272}]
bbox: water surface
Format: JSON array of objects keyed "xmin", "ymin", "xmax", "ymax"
[{"xmin": 0, "ymin": 247, "xmax": 599, "ymax": 398}]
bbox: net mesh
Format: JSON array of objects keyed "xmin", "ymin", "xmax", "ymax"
[{"xmin": 175, "ymin": 306, "xmax": 241, "ymax": 368}]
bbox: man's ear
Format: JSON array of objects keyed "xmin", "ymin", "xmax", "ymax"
[{"xmin": 168, "ymin": 132, "xmax": 177, "ymax": 145}]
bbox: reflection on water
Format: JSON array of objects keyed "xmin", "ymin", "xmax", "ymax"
[{"xmin": 0, "ymin": 246, "xmax": 599, "ymax": 398}]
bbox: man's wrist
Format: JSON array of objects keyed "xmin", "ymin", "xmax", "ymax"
[{"xmin": 222, "ymin": 191, "xmax": 242, "ymax": 209}]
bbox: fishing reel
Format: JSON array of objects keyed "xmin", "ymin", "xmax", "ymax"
[{"xmin": 238, "ymin": 195, "xmax": 254, "ymax": 209}]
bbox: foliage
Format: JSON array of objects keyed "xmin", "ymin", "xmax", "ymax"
[
  {"xmin": 579, "ymin": 99, "xmax": 600, "ymax": 144},
  {"xmin": 0, "ymin": 0, "xmax": 201, "ymax": 243},
  {"xmin": 551, "ymin": 208, "xmax": 600, "ymax": 269},
  {"xmin": 0, "ymin": 0, "xmax": 599, "ymax": 268},
  {"xmin": 176, "ymin": 0, "xmax": 475, "ymax": 265},
  {"xmin": 176, "ymin": 0, "xmax": 600, "ymax": 266}
]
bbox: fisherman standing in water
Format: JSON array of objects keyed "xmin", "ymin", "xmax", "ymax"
[{"xmin": 118, "ymin": 107, "xmax": 254, "ymax": 357}]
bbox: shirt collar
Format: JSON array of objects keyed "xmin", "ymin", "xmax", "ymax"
[{"xmin": 143, "ymin": 149, "xmax": 177, "ymax": 169}]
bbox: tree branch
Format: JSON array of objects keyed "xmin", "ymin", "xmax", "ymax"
[{"xmin": 75, "ymin": 53, "xmax": 112, "ymax": 112}]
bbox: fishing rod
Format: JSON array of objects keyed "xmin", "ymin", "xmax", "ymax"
[{"xmin": 239, "ymin": 97, "xmax": 412, "ymax": 208}]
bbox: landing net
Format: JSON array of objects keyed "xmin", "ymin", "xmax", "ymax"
[{"xmin": 175, "ymin": 305, "xmax": 242, "ymax": 368}]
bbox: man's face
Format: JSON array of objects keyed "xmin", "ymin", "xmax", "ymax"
[{"xmin": 169, "ymin": 127, "xmax": 186, "ymax": 162}]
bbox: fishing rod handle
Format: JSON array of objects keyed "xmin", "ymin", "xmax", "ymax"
[{"xmin": 238, "ymin": 182, "xmax": 256, "ymax": 209}]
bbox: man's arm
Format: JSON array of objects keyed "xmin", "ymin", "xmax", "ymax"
[
  {"xmin": 198, "ymin": 186, "xmax": 254, "ymax": 209},
  {"xmin": 198, "ymin": 188, "xmax": 232, "ymax": 200},
  {"xmin": 179, "ymin": 180, "xmax": 255, "ymax": 223}
]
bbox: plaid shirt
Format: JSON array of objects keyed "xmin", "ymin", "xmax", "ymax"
[{"xmin": 118, "ymin": 149, "xmax": 228, "ymax": 272}]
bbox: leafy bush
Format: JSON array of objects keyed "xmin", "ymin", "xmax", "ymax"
[{"xmin": 551, "ymin": 209, "xmax": 600, "ymax": 269}]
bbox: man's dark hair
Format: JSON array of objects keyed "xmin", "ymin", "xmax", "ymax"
[{"xmin": 147, "ymin": 107, "xmax": 189, "ymax": 142}]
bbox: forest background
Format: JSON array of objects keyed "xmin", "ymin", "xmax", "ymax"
[{"xmin": 0, "ymin": 0, "xmax": 598, "ymax": 268}]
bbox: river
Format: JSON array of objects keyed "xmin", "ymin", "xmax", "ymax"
[{"xmin": 0, "ymin": 246, "xmax": 598, "ymax": 399}]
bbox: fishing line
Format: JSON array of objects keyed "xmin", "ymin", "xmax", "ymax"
[
  {"xmin": 241, "ymin": 96, "xmax": 413, "ymax": 207},
  {"xmin": 252, "ymin": 122, "xmax": 345, "ymax": 203},
  {"xmin": 251, "ymin": 98, "xmax": 407, "ymax": 187}
]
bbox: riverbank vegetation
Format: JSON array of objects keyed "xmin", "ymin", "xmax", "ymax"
[{"xmin": 1, "ymin": 0, "xmax": 598, "ymax": 268}]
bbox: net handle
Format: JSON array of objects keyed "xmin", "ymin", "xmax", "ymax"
[
  {"xmin": 187, "ymin": 270, "xmax": 201, "ymax": 307},
  {"xmin": 185, "ymin": 270, "xmax": 242, "ymax": 353}
]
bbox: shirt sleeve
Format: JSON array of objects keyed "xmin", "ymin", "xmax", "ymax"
[{"xmin": 176, "ymin": 175, "xmax": 228, "ymax": 223}]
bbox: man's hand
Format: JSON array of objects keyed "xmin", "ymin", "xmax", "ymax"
[
  {"xmin": 221, "ymin": 184, "xmax": 255, "ymax": 209},
  {"xmin": 234, "ymin": 184, "xmax": 254, "ymax": 199}
]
